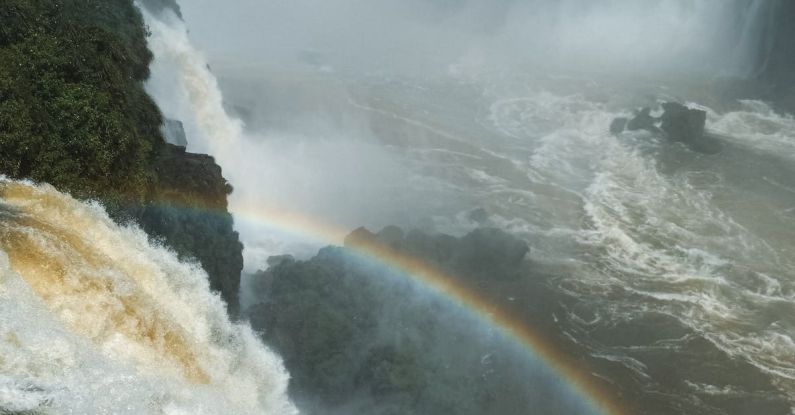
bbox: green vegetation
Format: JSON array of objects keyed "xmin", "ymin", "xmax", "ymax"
[{"xmin": 0, "ymin": 0, "xmax": 163, "ymax": 203}]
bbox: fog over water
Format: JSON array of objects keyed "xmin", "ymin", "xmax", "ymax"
[
  {"xmin": 180, "ymin": 0, "xmax": 773, "ymax": 77},
  {"xmin": 145, "ymin": 1, "xmax": 795, "ymax": 414}
]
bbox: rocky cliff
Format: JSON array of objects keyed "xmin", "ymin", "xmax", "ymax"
[
  {"xmin": 136, "ymin": 144, "xmax": 243, "ymax": 315},
  {"xmin": 246, "ymin": 226, "xmax": 535, "ymax": 415}
]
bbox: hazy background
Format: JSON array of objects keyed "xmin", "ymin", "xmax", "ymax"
[
  {"xmin": 167, "ymin": 0, "xmax": 775, "ymax": 272},
  {"xmin": 179, "ymin": 0, "xmax": 761, "ymax": 79}
]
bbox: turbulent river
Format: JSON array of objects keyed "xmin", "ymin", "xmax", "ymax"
[
  {"xmin": 316, "ymin": 72, "xmax": 795, "ymax": 412},
  {"xmin": 198, "ymin": 68, "xmax": 795, "ymax": 414},
  {"xmin": 138, "ymin": 0, "xmax": 795, "ymax": 410}
]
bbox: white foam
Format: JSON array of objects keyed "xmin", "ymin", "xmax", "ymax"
[
  {"xmin": 0, "ymin": 180, "xmax": 297, "ymax": 414},
  {"xmin": 708, "ymin": 100, "xmax": 795, "ymax": 157}
]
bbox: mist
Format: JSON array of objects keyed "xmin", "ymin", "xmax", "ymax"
[
  {"xmin": 179, "ymin": 0, "xmax": 768, "ymax": 78},
  {"xmin": 141, "ymin": 1, "xmax": 795, "ymax": 413},
  {"xmin": 158, "ymin": 0, "xmax": 777, "ymax": 272}
]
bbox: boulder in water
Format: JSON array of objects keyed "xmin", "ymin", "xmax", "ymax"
[
  {"xmin": 610, "ymin": 102, "xmax": 719, "ymax": 154},
  {"xmin": 659, "ymin": 102, "xmax": 707, "ymax": 143},
  {"xmin": 627, "ymin": 107, "xmax": 659, "ymax": 132},
  {"xmin": 610, "ymin": 117, "xmax": 629, "ymax": 135}
]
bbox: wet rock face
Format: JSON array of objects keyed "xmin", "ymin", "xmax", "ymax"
[
  {"xmin": 136, "ymin": 144, "xmax": 243, "ymax": 316},
  {"xmin": 345, "ymin": 226, "xmax": 529, "ymax": 280},
  {"xmin": 245, "ymin": 226, "xmax": 541, "ymax": 415}
]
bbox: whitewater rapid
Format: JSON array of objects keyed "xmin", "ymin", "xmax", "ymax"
[
  {"xmin": 477, "ymin": 79, "xmax": 795, "ymax": 405},
  {"xmin": 0, "ymin": 179, "xmax": 297, "ymax": 414}
]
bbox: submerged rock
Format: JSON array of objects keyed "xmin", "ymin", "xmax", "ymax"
[{"xmin": 659, "ymin": 102, "xmax": 707, "ymax": 143}]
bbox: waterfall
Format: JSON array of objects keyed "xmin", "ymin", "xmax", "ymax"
[{"xmin": 0, "ymin": 179, "xmax": 297, "ymax": 414}]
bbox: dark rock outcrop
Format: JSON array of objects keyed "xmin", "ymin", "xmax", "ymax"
[
  {"xmin": 627, "ymin": 107, "xmax": 660, "ymax": 133},
  {"xmin": 136, "ymin": 144, "xmax": 243, "ymax": 315},
  {"xmin": 455, "ymin": 228, "xmax": 529, "ymax": 279},
  {"xmin": 611, "ymin": 102, "xmax": 719, "ymax": 154},
  {"xmin": 659, "ymin": 102, "xmax": 707, "ymax": 144},
  {"xmin": 345, "ymin": 226, "xmax": 529, "ymax": 281},
  {"xmin": 245, "ymin": 227, "xmax": 582, "ymax": 415}
]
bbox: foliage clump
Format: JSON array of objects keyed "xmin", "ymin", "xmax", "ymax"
[{"xmin": 0, "ymin": 0, "xmax": 164, "ymax": 203}]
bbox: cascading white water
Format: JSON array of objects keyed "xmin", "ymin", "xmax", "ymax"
[
  {"xmin": 141, "ymin": 9, "xmax": 244, "ymax": 159},
  {"xmin": 143, "ymin": 6, "xmax": 415, "ymax": 273},
  {"xmin": 0, "ymin": 179, "xmax": 297, "ymax": 414}
]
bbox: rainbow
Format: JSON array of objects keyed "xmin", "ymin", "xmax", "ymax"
[{"xmin": 159, "ymin": 199, "xmax": 626, "ymax": 415}]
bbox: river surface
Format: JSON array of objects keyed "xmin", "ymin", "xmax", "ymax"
[{"xmin": 213, "ymin": 63, "xmax": 795, "ymax": 414}]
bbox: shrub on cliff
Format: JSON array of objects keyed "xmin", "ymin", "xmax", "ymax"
[{"xmin": 0, "ymin": 0, "xmax": 162, "ymax": 204}]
